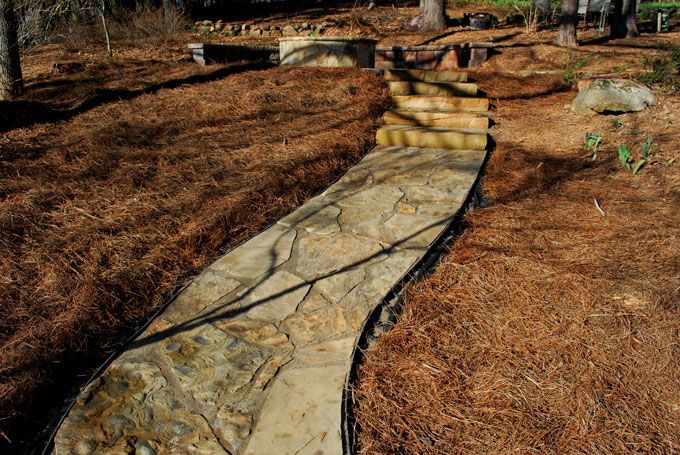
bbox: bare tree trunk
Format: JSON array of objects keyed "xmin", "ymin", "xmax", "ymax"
[
  {"xmin": 611, "ymin": 0, "xmax": 638, "ymax": 38},
  {"xmin": 99, "ymin": 0, "xmax": 112, "ymax": 57},
  {"xmin": 556, "ymin": 0, "xmax": 578, "ymax": 46},
  {"xmin": 0, "ymin": 0, "xmax": 22, "ymax": 100},
  {"xmin": 420, "ymin": 0, "xmax": 446, "ymax": 32}
]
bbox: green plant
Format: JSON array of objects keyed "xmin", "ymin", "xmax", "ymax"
[
  {"xmin": 617, "ymin": 135, "xmax": 653, "ymax": 174},
  {"xmin": 563, "ymin": 49, "xmax": 588, "ymax": 87},
  {"xmin": 637, "ymin": 47, "xmax": 680, "ymax": 90},
  {"xmin": 611, "ymin": 118, "xmax": 623, "ymax": 128},
  {"xmin": 618, "ymin": 144, "xmax": 631, "ymax": 169},
  {"xmin": 632, "ymin": 135, "xmax": 653, "ymax": 174},
  {"xmin": 583, "ymin": 132, "xmax": 604, "ymax": 159},
  {"xmin": 613, "ymin": 63, "xmax": 631, "ymax": 73}
]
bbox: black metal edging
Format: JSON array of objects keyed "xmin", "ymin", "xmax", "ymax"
[{"xmin": 341, "ymin": 139, "xmax": 494, "ymax": 454}]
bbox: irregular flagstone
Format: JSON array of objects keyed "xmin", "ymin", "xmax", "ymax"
[
  {"xmin": 209, "ymin": 223, "xmax": 297, "ymax": 280},
  {"xmin": 163, "ymin": 268, "xmax": 242, "ymax": 323},
  {"xmin": 295, "ymin": 232, "xmax": 384, "ymax": 280},
  {"xmin": 278, "ymin": 195, "xmax": 341, "ymax": 235},
  {"xmin": 242, "ymin": 364, "xmax": 347, "ymax": 455},
  {"xmin": 54, "ymin": 68, "xmax": 490, "ymax": 455},
  {"xmin": 242, "ymin": 270, "xmax": 310, "ymax": 322}
]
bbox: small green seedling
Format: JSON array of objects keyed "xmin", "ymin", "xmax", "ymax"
[
  {"xmin": 632, "ymin": 135, "xmax": 653, "ymax": 174},
  {"xmin": 618, "ymin": 144, "xmax": 631, "ymax": 169},
  {"xmin": 611, "ymin": 118, "xmax": 623, "ymax": 128},
  {"xmin": 584, "ymin": 132, "xmax": 604, "ymax": 159},
  {"xmin": 618, "ymin": 135, "xmax": 653, "ymax": 174}
]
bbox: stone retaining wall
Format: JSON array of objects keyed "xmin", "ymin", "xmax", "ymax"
[
  {"xmin": 376, "ymin": 42, "xmax": 492, "ymax": 69},
  {"xmin": 188, "ymin": 43, "xmax": 279, "ymax": 65}
]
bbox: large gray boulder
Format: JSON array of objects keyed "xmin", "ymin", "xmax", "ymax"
[{"xmin": 571, "ymin": 78, "xmax": 656, "ymax": 115}]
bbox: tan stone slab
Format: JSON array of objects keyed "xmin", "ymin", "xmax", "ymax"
[
  {"xmin": 294, "ymin": 336, "xmax": 356, "ymax": 367},
  {"xmin": 388, "ymin": 81, "xmax": 477, "ymax": 96},
  {"xmin": 383, "ymin": 69, "xmax": 468, "ymax": 82},
  {"xmin": 278, "ymin": 196, "xmax": 341, "ymax": 235},
  {"xmin": 163, "ymin": 269, "xmax": 242, "ymax": 324},
  {"xmin": 393, "ymin": 95, "xmax": 489, "ymax": 112},
  {"xmin": 243, "ymin": 270, "xmax": 311, "ymax": 322},
  {"xmin": 242, "ymin": 364, "xmax": 346, "ymax": 455},
  {"xmin": 210, "ymin": 224, "xmax": 297, "ymax": 280},
  {"xmin": 376, "ymin": 125, "xmax": 488, "ymax": 150},
  {"xmin": 295, "ymin": 232, "xmax": 384, "ymax": 280},
  {"xmin": 384, "ymin": 109, "xmax": 489, "ymax": 129}
]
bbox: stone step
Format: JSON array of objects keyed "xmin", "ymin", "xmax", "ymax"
[
  {"xmin": 393, "ymin": 95, "xmax": 489, "ymax": 113},
  {"xmin": 388, "ymin": 81, "xmax": 477, "ymax": 97},
  {"xmin": 384, "ymin": 110, "xmax": 489, "ymax": 129},
  {"xmin": 376, "ymin": 125, "xmax": 487, "ymax": 150},
  {"xmin": 383, "ymin": 69, "xmax": 468, "ymax": 82}
]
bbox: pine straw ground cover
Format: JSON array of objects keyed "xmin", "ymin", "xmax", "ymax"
[
  {"xmin": 0, "ymin": 65, "xmax": 389, "ymax": 448},
  {"xmin": 355, "ymin": 73, "xmax": 680, "ymax": 454}
]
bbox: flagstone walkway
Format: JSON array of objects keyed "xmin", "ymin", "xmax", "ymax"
[{"xmin": 54, "ymin": 68, "xmax": 490, "ymax": 455}]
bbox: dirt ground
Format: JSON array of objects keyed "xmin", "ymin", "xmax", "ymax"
[
  {"xmin": 0, "ymin": 44, "xmax": 389, "ymax": 450},
  {"xmin": 354, "ymin": 39, "xmax": 680, "ymax": 455}
]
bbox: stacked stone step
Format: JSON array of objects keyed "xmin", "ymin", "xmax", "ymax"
[{"xmin": 377, "ymin": 69, "xmax": 489, "ymax": 151}]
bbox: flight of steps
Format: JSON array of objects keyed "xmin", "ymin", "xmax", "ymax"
[{"xmin": 377, "ymin": 69, "xmax": 489, "ymax": 151}]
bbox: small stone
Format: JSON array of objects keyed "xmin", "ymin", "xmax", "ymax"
[
  {"xmin": 167, "ymin": 420, "xmax": 193, "ymax": 436},
  {"xmin": 74, "ymin": 440, "xmax": 97, "ymax": 455},
  {"xmin": 282, "ymin": 25, "xmax": 297, "ymax": 36},
  {"xmin": 135, "ymin": 442, "xmax": 156, "ymax": 455},
  {"xmin": 215, "ymin": 407, "xmax": 252, "ymax": 443},
  {"xmin": 108, "ymin": 414, "xmax": 135, "ymax": 431},
  {"xmin": 164, "ymin": 342, "xmax": 181, "ymax": 352}
]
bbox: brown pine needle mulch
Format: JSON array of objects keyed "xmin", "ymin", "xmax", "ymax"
[
  {"xmin": 0, "ymin": 64, "xmax": 389, "ymax": 448},
  {"xmin": 355, "ymin": 73, "xmax": 680, "ymax": 454}
]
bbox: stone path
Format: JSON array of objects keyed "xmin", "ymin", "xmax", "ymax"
[{"xmin": 54, "ymin": 68, "xmax": 490, "ymax": 455}]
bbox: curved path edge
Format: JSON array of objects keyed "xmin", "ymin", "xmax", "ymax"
[{"xmin": 54, "ymin": 144, "xmax": 487, "ymax": 455}]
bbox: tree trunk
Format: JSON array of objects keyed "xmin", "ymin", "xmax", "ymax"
[
  {"xmin": 611, "ymin": 0, "xmax": 638, "ymax": 38},
  {"xmin": 420, "ymin": 0, "xmax": 446, "ymax": 32},
  {"xmin": 99, "ymin": 0, "xmax": 112, "ymax": 57},
  {"xmin": 556, "ymin": 0, "xmax": 578, "ymax": 46},
  {"xmin": 163, "ymin": 0, "xmax": 174, "ymax": 16},
  {"xmin": 0, "ymin": 0, "xmax": 22, "ymax": 100}
]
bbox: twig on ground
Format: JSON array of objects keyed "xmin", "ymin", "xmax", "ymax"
[{"xmin": 593, "ymin": 198, "xmax": 605, "ymax": 216}]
